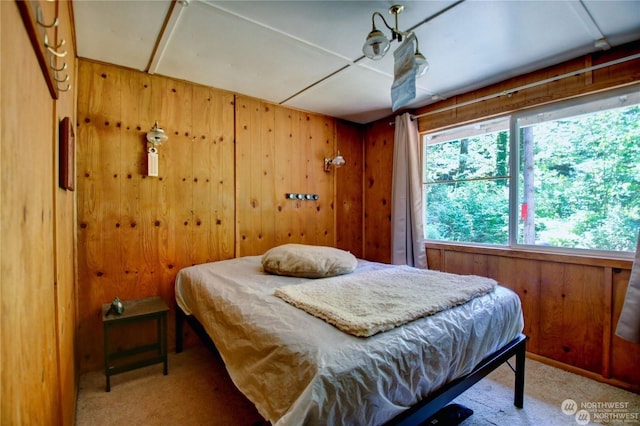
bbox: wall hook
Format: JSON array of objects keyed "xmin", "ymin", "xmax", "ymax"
[
  {"xmin": 57, "ymin": 82, "xmax": 71, "ymax": 92},
  {"xmin": 54, "ymin": 72, "xmax": 69, "ymax": 83},
  {"xmin": 36, "ymin": 5, "xmax": 59, "ymax": 28},
  {"xmin": 44, "ymin": 34, "xmax": 67, "ymax": 57},
  {"xmin": 49, "ymin": 55, "xmax": 67, "ymax": 72}
]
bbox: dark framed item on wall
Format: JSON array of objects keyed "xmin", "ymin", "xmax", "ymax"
[{"xmin": 59, "ymin": 116, "xmax": 75, "ymax": 191}]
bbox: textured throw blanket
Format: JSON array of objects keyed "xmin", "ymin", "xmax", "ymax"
[{"xmin": 275, "ymin": 268, "xmax": 497, "ymax": 337}]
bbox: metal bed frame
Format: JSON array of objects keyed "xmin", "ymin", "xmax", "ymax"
[{"xmin": 176, "ymin": 304, "xmax": 526, "ymax": 425}]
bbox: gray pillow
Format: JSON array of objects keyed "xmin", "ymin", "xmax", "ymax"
[{"xmin": 262, "ymin": 244, "xmax": 357, "ymax": 278}]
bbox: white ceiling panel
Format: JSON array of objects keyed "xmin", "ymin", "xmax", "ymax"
[
  {"xmin": 204, "ymin": 0, "xmax": 375, "ymax": 61},
  {"xmin": 155, "ymin": 1, "xmax": 351, "ymax": 105},
  {"xmin": 73, "ymin": 0, "xmax": 640, "ymax": 124},
  {"xmin": 282, "ymin": 64, "xmax": 400, "ymax": 123},
  {"xmin": 583, "ymin": 0, "xmax": 640, "ymax": 45},
  {"xmin": 74, "ymin": 0, "xmax": 171, "ymax": 71}
]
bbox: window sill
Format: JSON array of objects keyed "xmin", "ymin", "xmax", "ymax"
[{"xmin": 425, "ymin": 240, "xmax": 634, "ymax": 269}]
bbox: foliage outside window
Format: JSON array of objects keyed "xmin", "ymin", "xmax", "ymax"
[{"xmin": 423, "ymin": 86, "xmax": 640, "ymax": 254}]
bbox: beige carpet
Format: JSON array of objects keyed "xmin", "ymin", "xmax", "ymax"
[{"xmin": 76, "ymin": 346, "xmax": 640, "ymax": 426}]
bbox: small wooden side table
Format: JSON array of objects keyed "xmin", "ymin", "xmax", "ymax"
[{"xmin": 102, "ymin": 296, "xmax": 169, "ymax": 391}]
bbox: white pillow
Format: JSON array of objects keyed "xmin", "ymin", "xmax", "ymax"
[{"xmin": 262, "ymin": 244, "xmax": 357, "ymax": 278}]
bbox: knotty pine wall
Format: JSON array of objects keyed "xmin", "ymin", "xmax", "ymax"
[
  {"xmin": 363, "ymin": 41, "xmax": 640, "ymax": 391},
  {"xmin": 76, "ymin": 60, "xmax": 364, "ymax": 372},
  {"xmin": 1, "ymin": 1, "xmax": 77, "ymax": 424},
  {"xmin": 426, "ymin": 245, "xmax": 639, "ymax": 392}
]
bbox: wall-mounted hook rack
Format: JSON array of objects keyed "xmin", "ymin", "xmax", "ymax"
[
  {"xmin": 286, "ymin": 193, "xmax": 319, "ymax": 201},
  {"xmin": 17, "ymin": 0, "xmax": 71, "ymax": 99}
]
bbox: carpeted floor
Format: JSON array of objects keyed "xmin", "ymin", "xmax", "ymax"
[{"xmin": 76, "ymin": 346, "xmax": 640, "ymax": 426}]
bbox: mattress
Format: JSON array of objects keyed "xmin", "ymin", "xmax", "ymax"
[{"xmin": 175, "ymin": 256, "xmax": 524, "ymax": 425}]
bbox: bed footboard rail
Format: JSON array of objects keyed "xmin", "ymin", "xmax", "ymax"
[{"xmin": 387, "ymin": 333, "xmax": 527, "ymax": 426}]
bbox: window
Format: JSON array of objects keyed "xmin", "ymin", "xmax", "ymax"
[
  {"xmin": 423, "ymin": 117, "xmax": 510, "ymax": 245},
  {"xmin": 423, "ymin": 86, "xmax": 640, "ymax": 254}
]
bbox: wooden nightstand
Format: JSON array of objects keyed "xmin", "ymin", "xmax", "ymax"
[{"xmin": 102, "ymin": 296, "xmax": 169, "ymax": 391}]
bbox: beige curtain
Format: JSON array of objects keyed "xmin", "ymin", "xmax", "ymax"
[
  {"xmin": 616, "ymin": 229, "xmax": 640, "ymax": 343},
  {"xmin": 391, "ymin": 113, "xmax": 427, "ymax": 268}
]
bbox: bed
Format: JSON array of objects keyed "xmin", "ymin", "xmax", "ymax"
[{"xmin": 175, "ymin": 251, "xmax": 526, "ymax": 425}]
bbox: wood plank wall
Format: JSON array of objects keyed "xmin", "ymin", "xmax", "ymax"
[
  {"xmin": 426, "ymin": 245, "xmax": 639, "ymax": 392},
  {"xmin": 363, "ymin": 41, "xmax": 640, "ymax": 391},
  {"xmin": 76, "ymin": 61, "xmax": 364, "ymax": 372},
  {"xmin": 235, "ymin": 96, "xmax": 337, "ymax": 255},
  {"xmin": 1, "ymin": 1, "xmax": 77, "ymax": 424},
  {"xmin": 336, "ymin": 120, "xmax": 364, "ymax": 257}
]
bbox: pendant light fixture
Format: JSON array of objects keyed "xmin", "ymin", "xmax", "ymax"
[{"xmin": 362, "ymin": 4, "xmax": 429, "ymax": 76}]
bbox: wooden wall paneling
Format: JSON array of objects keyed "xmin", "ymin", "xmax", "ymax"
[
  {"xmin": 496, "ymin": 257, "xmax": 541, "ymax": 353},
  {"xmin": 562, "ymin": 264, "xmax": 604, "ymax": 373},
  {"xmin": 273, "ymin": 106, "xmax": 300, "ymax": 247},
  {"xmin": 111, "ymin": 70, "xmax": 167, "ymax": 350},
  {"xmin": 184, "ymin": 85, "xmax": 235, "ymax": 265},
  {"xmin": 191, "ymin": 86, "xmax": 216, "ymax": 265},
  {"xmin": 426, "ymin": 247, "xmax": 443, "ymax": 270},
  {"xmin": 164, "ymin": 79, "xmax": 195, "ymax": 270},
  {"xmin": 441, "ymin": 251, "xmax": 498, "ymax": 279},
  {"xmin": 538, "ymin": 262, "xmax": 566, "ymax": 361},
  {"xmin": 592, "ymin": 43, "xmax": 640, "ymax": 88},
  {"xmin": 468, "ymin": 253, "xmax": 499, "ymax": 279},
  {"xmin": 124, "ymin": 70, "xmax": 158, "ymax": 290},
  {"xmin": 363, "ymin": 119, "xmax": 394, "ymax": 263},
  {"xmin": 53, "ymin": 2, "xmax": 78, "ymax": 423},
  {"xmin": 442, "ymin": 251, "xmax": 474, "ymax": 275},
  {"xmin": 76, "ymin": 62, "xmax": 124, "ymax": 370},
  {"xmin": 119, "ymin": 69, "xmax": 149, "ymax": 298},
  {"xmin": 303, "ymin": 113, "xmax": 334, "ymax": 246},
  {"xmin": 288, "ymin": 109, "xmax": 306, "ymax": 245},
  {"xmin": 1, "ymin": 2, "xmax": 60, "ymax": 422},
  {"xmin": 259, "ymin": 102, "xmax": 277, "ymax": 250},
  {"xmin": 537, "ymin": 262, "xmax": 605, "ymax": 373},
  {"xmin": 611, "ymin": 269, "xmax": 640, "ymax": 391},
  {"xmin": 236, "ymin": 96, "xmax": 275, "ymax": 256},
  {"xmin": 147, "ymin": 75, "xmax": 175, "ymax": 304},
  {"xmin": 335, "ymin": 120, "xmax": 364, "ymax": 257},
  {"xmin": 208, "ymin": 89, "xmax": 235, "ymax": 261},
  {"xmin": 235, "ymin": 99, "xmax": 338, "ymax": 255},
  {"xmin": 602, "ymin": 267, "xmax": 613, "ymax": 378},
  {"xmin": 298, "ymin": 112, "xmax": 313, "ymax": 245},
  {"xmin": 234, "ymin": 94, "xmax": 249, "ymax": 254},
  {"xmin": 161, "ymin": 78, "xmax": 197, "ymax": 348}
]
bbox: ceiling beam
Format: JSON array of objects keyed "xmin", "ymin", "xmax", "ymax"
[{"xmin": 146, "ymin": 0, "xmax": 190, "ymax": 74}]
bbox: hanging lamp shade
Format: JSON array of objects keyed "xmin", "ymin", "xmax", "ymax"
[
  {"xmin": 362, "ymin": 29, "xmax": 390, "ymax": 60},
  {"xmin": 146, "ymin": 121, "xmax": 168, "ymax": 146},
  {"xmin": 415, "ymin": 51, "xmax": 429, "ymax": 77}
]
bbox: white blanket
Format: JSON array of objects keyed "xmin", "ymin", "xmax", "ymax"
[
  {"xmin": 175, "ymin": 256, "xmax": 524, "ymax": 425},
  {"xmin": 275, "ymin": 268, "xmax": 497, "ymax": 337}
]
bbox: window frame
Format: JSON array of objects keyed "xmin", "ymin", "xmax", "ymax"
[{"xmin": 422, "ymin": 83, "xmax": 640, "ymax": 260}]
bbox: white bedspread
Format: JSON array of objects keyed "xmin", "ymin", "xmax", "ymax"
[{"xmin": 175, "ymin": 256, "xmax": 524, "ymax": 426}]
